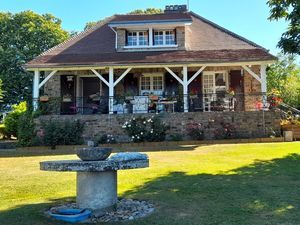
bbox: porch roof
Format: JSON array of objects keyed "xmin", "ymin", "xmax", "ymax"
[
  {"xmin": 25, "ymin": 11, "xmax": 276, "ymax": 70},
  {"xmin": 25, "ymin": 49, "xmax": 276, "ymax": 69}
]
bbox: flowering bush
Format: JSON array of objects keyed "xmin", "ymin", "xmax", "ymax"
[
  {"xmin": 214, "ymin": 122, "xmax": 236, "ymax": 139},
  {"xmin": 186, "ymin": 122, "xmax": 205, "ymax": 140},
  {"xmin": 122, "ymin": 116, "xmax": 169, "ymax": 142},
  {"xmin": 96, "ymin": 134, "xmax": 117, "ymax": 144}
]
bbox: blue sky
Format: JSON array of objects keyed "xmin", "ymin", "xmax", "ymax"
[{"xmin": 0, "ymin": 0, "xmax": 288, "ymax": 56}]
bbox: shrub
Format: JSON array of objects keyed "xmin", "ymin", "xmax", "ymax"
[
  {"xmin": 186, "ymin": 122, "xmax": 205, "ymax": 140},
  {"xmin": 168, "ymin": 133, "xmax": 183, "ymax": 141},
  {"xmin": 96, "ymin": 134, "xmax": 117, "ymax": 145},
  {"xmin": 4, "ymin": 102, "xmax": 27, "ymax": 138},
  {"xmin": 0, "ymin": 124, "xmax": 9, "ymax": 139},
  {"xmin": 122, "ymin": 116, "xmax": 169, "ymax": 143},
  {"xmin": 17, "ymin": 111, "xmax": 35, "ymax": 147},
  {"xmin": 214, "ymin": 122, "xmax": 236, "ymax": 139},
  {"xmin": 40, "ymin": 119, "xmax": 84, "ymax": 149}
]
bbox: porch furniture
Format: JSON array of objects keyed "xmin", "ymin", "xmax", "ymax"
[
  {"xmin": 40, "ymin": 153, "xmax": 149, "ymax": 211},
  {"xmin": 70, "ymin": 104, "xmax": 99, "ymax": 114},
  {"xmin": 158, "ymin": 100, "xmax": 177, "ymax": 113},
  {"xmin": 132, "ymin": 96, "xmax": 149, "ymax": 113}
]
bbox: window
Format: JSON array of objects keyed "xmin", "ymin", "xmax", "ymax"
[
  {"xmin": 140, "ymin": 74, "xmax": 164, "ymax": 95},
  {"xmin": 165, "ymin": 30, "xmax": 176, "ymax": 45},
  {"xmin": 154, "ymin": 31, "xmax": 164, "ymax": 45},
  {"xmin": 154, "ymin": 30, "xmax": 176, "ymax": 46},
  {"xmin": 127, "ymin": 31, "xmax": 148, "ymax": 47}
]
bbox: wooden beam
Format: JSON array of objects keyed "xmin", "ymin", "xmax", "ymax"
[
  {"xmin": 187, "ymin": 66, "xmax": 206, "ymax": 85},
  {"xmin": 164, "ymin": 67, "xmax": 184, "ymax": 85},
  {"xmin": 182, "ymin": 66, "xmax": 189, "ymax": 112},
  {"xmin": 25, "ymin": 60, "xmax": 276, "ymax": 72},
  {"xmin": 113, "ymin": 67, "xmax": 132, "ymax": 87},
  {"xmin": 38, "ymin": 70, "xmax": 57, "ymax": 89},
  {"xmin": 91, "ymin": 69, "xmax": 109, "ymax": 86},
  {"xmin": 109, "ymin": 67, "xmax": 114, "ymax": 114},
  {"xmin": 33, "ymin": 70, "xmax": 40, "ymax": 111},
  {"xmin": 241, "ymin": 65, "xmax": 262, "ymax": 83}
]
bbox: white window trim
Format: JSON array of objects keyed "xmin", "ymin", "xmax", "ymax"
[
  {"xmin": 124, "ymin": 44, "xmax": 178, "ymax": 49},
  {"xmin": 124, "ymin": 28, "xmax": 177, "ymax": 49},
  {"xmin": 126, "ymin": 31, "xmax": 149, "ymax": 47},
  {"xmin": 202, "ymin": 71, "xmax": 229, "ymax": 94},
  {"xmin": 154, "ymin": 29, "xmax": 176, "ymax": 46},
  {"xmin": 139, "ymin": 73, "xmax": 164, "ymax": 95}
]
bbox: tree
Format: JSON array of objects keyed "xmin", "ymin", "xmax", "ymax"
[
  {"xmin": 0, "ymin": 11, "xmax": 69, "ymax": 109},
  {"xmin": 0, "ymin": 79, "xmax": 3, "ymax": 103},
  {"xmin": 267, "ymin": 0, "xmax": 300, "ymax": 55},
  {"xmin": 267, "ymin": 54, "xmax": 300, "ymax": 108},
  {"xmin": 84, "ymin": 8, "xmax": 163, "ymax": 30},
  {"xmin": 128, "ymin": 8, "xmax": 163, "ymax": 15}
]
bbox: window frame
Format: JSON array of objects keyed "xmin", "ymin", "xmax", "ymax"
[
  {"xmin": 153, "ymin": 29, "xmax": 176, "ymax": 46},
  {"xmin": 126, "ymin": 30, "xmax": 149, "ymax": 47},
  {"xmin": 139, "ymin": 73, "xmax": 164, "ymax": 96}
]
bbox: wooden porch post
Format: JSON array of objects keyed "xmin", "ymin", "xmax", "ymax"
[
  {"xmin": 33, "ymin": 70, "xmax": 40, "ymax": 111},
  {"xmin": 260, "ymin": 64, "xmax": 267, "ymax": 109},
  {"xmin": 109, "ymin": 67, "xmax": 114, "ymax": 114},
  {"xmin": 183, "ymin": 66, "xmax": 189, "ymax": 112}
]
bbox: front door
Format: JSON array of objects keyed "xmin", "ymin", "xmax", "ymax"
[{"xmin": 61, "ymin": 75, "xmax": 76, "ymax": 114}]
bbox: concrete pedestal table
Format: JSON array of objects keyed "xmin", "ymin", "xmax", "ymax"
[{"xmin": 40, "ymin": 155, "xmax": 149, "ymax": 211}]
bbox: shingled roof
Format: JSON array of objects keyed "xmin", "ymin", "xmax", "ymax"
[{"xmin": 25, "ymin": 11, "xmax": 276, "ymax": 69}]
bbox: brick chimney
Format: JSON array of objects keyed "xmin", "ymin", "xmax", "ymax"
[{"xmin": 164, "ymin": 5, "xmax": 188, "ymax": 14}]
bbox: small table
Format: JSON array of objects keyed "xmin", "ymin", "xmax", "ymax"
[
  {"xmin": 40, "ymin": 156, "xmax": 149, "ymax": 211},
  {"xmin": 157, "ymin": 100, "xmax": 177, "ymax": 113}
]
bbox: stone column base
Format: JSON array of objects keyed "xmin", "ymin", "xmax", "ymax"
[{"xmin": 77, "ymin": 171, "xmax": 117, "ymax": 210}]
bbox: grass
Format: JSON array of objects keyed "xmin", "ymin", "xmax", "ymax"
[{"xmin": 0, "ymin": 142, "xmax": 300, "ymax": 225}]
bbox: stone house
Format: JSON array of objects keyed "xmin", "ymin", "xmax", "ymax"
[{"xmin": 25, "ymin": 5, "xmax": 280, "ymax": 140}]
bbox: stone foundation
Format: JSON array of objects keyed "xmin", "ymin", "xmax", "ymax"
[{"xmin": 35, "ymin": 111, "xmax": 281, "ymax": 142}]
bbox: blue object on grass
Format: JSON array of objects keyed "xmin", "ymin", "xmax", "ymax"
[{"xmin": 49, "ymin": 208, "xmax": 92, "ymax": 223}]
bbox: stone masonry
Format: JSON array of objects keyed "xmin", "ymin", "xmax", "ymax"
[{"xmin": 35, "ymin": 111, "xmax": 281, "ymax": 142}]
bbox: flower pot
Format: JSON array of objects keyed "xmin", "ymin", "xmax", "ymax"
[
  {"xmin": 76, "ymin": 147, "xmax": 112, "ymax": 161},
  {"xmin": 40, "ymin": 96, "xmax": 49, "ymax": 102}
]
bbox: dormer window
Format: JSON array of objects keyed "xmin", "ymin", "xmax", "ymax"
[
  {"xmin": 154, "ymin": 30, "xmax": 176, "ymax": 46},
  {"xmin": 124, "ymin": 28, "xmax": 177, "ymax": 49},
  {"xmin": 127, "ymin": 31, "xmax": 149, "ymax": 47}
]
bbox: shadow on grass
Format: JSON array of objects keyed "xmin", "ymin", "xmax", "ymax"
[
  {"xmin": 121, "ymin": 153, "xmax": 300, "ymax": 225},
  {"xmin": 1, "ymin": 154, "xmax": 300, "ymax": 225},
  {"xmin": 0, "ymin": 197, "xmax": 75, "ymax": 225},
  {"xmin": 0, "ymin": 144, "xmax": 202, "ymax": 158}
]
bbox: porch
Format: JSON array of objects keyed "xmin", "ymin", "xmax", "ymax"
[{"xmin": 32, "ymin": 63, "xmax": 268, "ymax": 115}]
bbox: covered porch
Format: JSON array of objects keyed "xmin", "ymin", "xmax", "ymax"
[{"xmin": 32, "ymin": 62, "xmax": 268, "ymax": 115}]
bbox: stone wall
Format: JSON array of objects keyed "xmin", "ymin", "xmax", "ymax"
[
  {"xmin": 35, "ymin": 111, "xmax": 281, "ymax": 142},
  {"xmin": 243, "ymin": 65, "xmax": 262, "ymax": 111}
]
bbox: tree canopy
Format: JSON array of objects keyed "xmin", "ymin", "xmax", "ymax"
[
  {"xmin": 84, "ymin": 8, "xmax": 163, "ymax": 30},
  {"xmin": 0, "ymin": 11, "xmax": 69, "ymax": 109},
  {"xmin": 267, "ymin": 54, "xmax": 300, "ymax": 108},
  {"xmin": 267, "ymin": 0, "xmax": 300, "ymax": 55},
  {"xmin": 0, "ymin": 79, "xmax": 3, "ymax": 103}
]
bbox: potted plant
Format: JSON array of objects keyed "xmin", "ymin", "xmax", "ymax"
[
  {"xmin": 62, "ymin": 94, "xmax": 72, "ymax": 102},
  {"xmin": 40, "ymin": 95, "xmax": 49, "ymax": 102}
]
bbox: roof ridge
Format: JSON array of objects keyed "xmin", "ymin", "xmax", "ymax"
[
  {"xmin": 37, "ymin": 15, "xmax": 116, "ymax": 58},
  {"xmin": 188, "ymin": 11, "xmax": 269, "ymax": 51},
  {"xmin": 114, "ymin": 12, "xmax": 187, "ymax": 16}
]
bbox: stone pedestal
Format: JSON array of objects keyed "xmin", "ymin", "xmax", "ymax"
[
  {"xmin": 77, "ymin": 171, "xmax": 117, "ymax": 210},
  {"xmin": 40, "ymin": 153, "xmax": 149, "ymax": 211}
]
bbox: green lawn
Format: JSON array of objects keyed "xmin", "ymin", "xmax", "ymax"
[{"xmin": 0, "ymin": 142, "xmax": 300, "ymax": 225}]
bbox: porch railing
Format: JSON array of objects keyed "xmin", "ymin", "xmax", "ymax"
[{"xmin": 35, "ymin": 92, "xmax": 275, "ymax": 115}]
